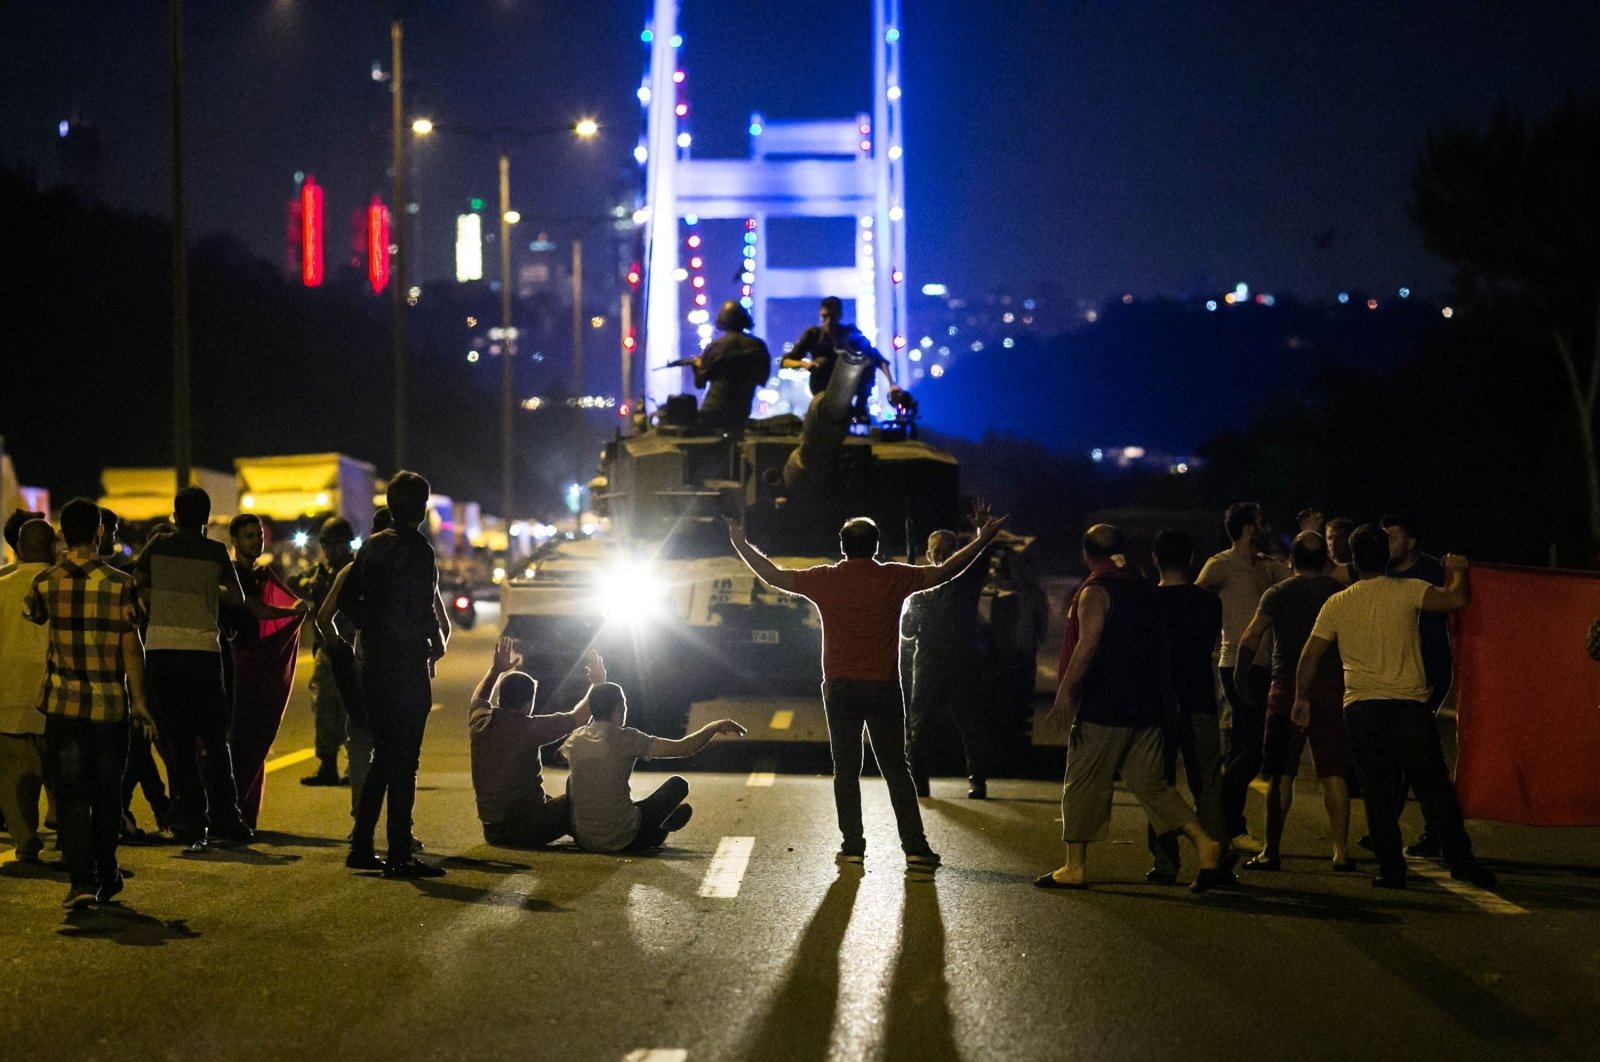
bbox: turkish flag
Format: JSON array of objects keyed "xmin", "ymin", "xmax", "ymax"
[
  {"xmin": 230, "ymin": 567, "xmax": 304, "ymax": 829},
  {"xmin": 1453, "ymin": 564, "xmax": 1600, "ymax": 825}
]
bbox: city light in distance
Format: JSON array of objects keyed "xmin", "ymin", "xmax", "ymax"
[
  {"xmin": 503, "ymin": 210, "xmax": 521, "ymax": 225},
  {"xmin": 1442, "ymin": 306, "xmax": 1454, "ymax": 318},
  {"xmin": 921, "ymin": 283, "xmax": 947, "ymax": 297},
  {"xmin": 411, "ymin": 118, "xmax": 434, "ymax": 135},
  {"xmin": 574, "ymin": 118, "xmax": 599, "ymax": 138}
]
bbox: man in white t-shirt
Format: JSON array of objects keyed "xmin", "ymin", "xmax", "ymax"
[
  {"xmin": 1294, "ymin": 524, "xmax": 1495, "ymax": 891},
  {"xmin": 562, "ymin": 685, "xmax": 746, "ymax": 853}
]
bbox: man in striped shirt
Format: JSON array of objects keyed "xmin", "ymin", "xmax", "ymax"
[{"xmin": 23, "ymin": 497, "xmax": 157, "ymax": 908}]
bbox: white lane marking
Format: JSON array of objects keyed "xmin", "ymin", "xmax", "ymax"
[
  {"xmin": 624, "ymin": 1051, "xmax": 687, "ymax": 1062},
  {"xmin": 698, "ymin": 836, "xmax": 756, "ymax": 899},
  {"xmin": 264, "ymin": 748, "xmax": 318, "ymax": 773},
  {"xmin": 745, "ymin": 771, "xmax": 776, "ymax": 787},
  {"xmin": 1408, "ymin": 860, "xmax": 1528, "ymax": 915},
  {"xmin": 768, "ymin": 709, "xmax": 794, "ymax": 730}
]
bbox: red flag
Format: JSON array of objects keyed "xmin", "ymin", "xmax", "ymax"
[
  {"xmin": 231, "ymin": 567, "xmax": 304, "ymax": 829},
  {"xmin": 1453, "ymin": 563, "xmax": 1600, "ymax": 825}
]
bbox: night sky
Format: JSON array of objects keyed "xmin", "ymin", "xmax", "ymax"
[{"xmin": 4, "ymin": 1, "xmax": 1599, "ymax": 301}]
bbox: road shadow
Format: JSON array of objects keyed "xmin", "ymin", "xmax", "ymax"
[
  {"xmin": 248, "ymin": 830, "xmax": 346, "ymax": 850},
  {"xmin": 1335, "ymin": 923, "xmax": 1556, "ymax": 1043},
  {"xmin": 441, "ymin": 853, "xmax": 535, "ymax": 873},
  {"xmin": 173, "ymin": 845, "xmax": 301, "ymax": 867},
  {"xmin": 737, "ymin": 866, "xmax": 863, "ymax": 1061},
  {"xmin": 57, "ymin": 903, "xmax": 201, "ymax": 946},
  {"xmin": 0, "ymin": 858, "xmax": 67, "ymax": 881},
  {"xmin": 1086, "ymin": 882, "xmax": 1407, "ymax": 924},
  {"xmin": 884, "ymin": 877, "xmax": 960, "ymax": 1062},
  {"xmin": 395, "ymin": 876, "xmax": 566, "ymax": 913}
]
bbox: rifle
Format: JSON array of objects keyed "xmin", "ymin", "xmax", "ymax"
[{"xmin": 654, "ymin": 356, "xmax": 698, "ymax": 371}]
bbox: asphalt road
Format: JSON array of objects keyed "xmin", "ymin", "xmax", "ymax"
[{"xmin": 2, "ymin": 613, "xmax": 1597, "ymax": 1062}]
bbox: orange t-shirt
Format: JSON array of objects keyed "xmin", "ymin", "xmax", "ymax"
[{"xmin": 792, "ymin": 559, "xmax": 928, "ymax": 682}]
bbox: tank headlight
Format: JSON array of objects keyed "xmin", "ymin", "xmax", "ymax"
[{"xmin": 598, "ymin": 563, "xmax": 669, "ymax": 623}]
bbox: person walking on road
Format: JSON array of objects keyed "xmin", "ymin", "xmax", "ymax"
[
  {"xmin": 1197, "ymin": 501, "xmax": 1289, "ymax": 853},
  {"xmin": 23, "ymin": 499, "xmax": 159, "ymax": 908},
  {"xmin": 296, "ymin": 517, "xmax": 357, "ymax": 788},
  {"xmin": 0, "ymin": 518, "xmax": 57, "ymax": 864},
  {"xmin": 1038, "ymin": 524, "xmax": 1226, "ymax": 893},
  {"xmin": 340, "ymin": 472, "xmax": 450, "ymax": 878},
  {"xmin": 1234, "ymin": 531, "xmax": 1353, "ymax": 871},
  {"xmin": 136, "ymin": 486, "xmax": 303, "ymax": 851},
  {"xmin": 1146, "ymin": 528, "xmax": 1229, "ymax": 886},
  {"xmin": 727, "ymin": 510, "xmax": 1007, "ymax": 867},
  {"xmin": 904, "ymin": 524, "xmax": 999, "ymax": 800},
  {"xmin": 1294, "ymin": 525, "xmax": 1495, "ymax": 890}
]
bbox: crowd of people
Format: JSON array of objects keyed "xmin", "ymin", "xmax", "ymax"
[{"xmin": 2, "ymin": 477, "xmax": 1497, "ymax": 910}]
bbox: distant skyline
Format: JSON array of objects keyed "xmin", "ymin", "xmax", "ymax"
[{"xmin": 3, "ymin": 1, "xmax": 1598, "ymax": 301}]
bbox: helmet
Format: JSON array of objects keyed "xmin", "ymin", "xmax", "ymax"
[{"xmin": 714, "ymin": 300, "xmax": 753, "ymax": 332}]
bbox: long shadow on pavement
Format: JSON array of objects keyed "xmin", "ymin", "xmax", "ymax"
[
  {"xmin": 57, "ymin": 903, "xmax": 202, "ymax": 946},
  {"xmin": 1088, "ymin": 882, "xmax": 1407, "ymax": 924},
  {"xmin": 248, "ymin": 830, "xmax": 347, "ymax": 850},
  {"xmin": 738, "ymin": 865, "xmax": 863, "ymax": 1062},
  {"xmin": 883, "ymin": 877, "xmax": 960, "ymax": 1062},
  {"xmin": 393, "ymin": 876, "xmax": 567, "ymax": 913},
  {"xmin": 171, "ymin": 846, "xmax": 301, "ymax": 867}
]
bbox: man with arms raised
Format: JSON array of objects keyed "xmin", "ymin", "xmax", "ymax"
[{"xmin": 727, "ymin": 510, "xmax": 1006, "ymax": 866}]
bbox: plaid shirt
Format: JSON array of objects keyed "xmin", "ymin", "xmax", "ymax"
[{"xmin": 23, "ymin": 550, "xmax": 139, "ymax": 723}]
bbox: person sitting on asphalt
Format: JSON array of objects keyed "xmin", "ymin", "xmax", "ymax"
[
  {"xmin": 470, "ymin": 640, "xmax": 606, "ymax": 848},
  {"xmin": 561, "ymin": 685, "xmax": 746, "ymax": 853}
]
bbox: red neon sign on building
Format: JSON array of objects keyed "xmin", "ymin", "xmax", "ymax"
[
  {"xmin": 367, "ymin": 197, "xmax": 391, "ymax": 294},
  {"xmin": 300, "ymin": 177, "xmax": 325, "ymax": 287}
]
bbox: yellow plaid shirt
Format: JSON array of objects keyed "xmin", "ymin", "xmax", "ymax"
[{"xmin": 23, "ymin": 550, "xmax": 139, "ymax": 723}]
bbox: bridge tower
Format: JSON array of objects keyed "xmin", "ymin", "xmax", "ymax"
[{"xmin": 635, "ymin": 0, "xmax": 908, "ymax": 413}]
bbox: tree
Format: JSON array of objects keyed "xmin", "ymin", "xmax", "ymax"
[{"xmin": 1413, "ymin": 96, "xmax": 1600, "ymax": 557}]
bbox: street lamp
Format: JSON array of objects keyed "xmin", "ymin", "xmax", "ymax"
[{"xmin": 409, "ymin": 117, "xmax": 598, "ymax": 528}]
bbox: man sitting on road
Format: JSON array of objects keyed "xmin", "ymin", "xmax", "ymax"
[
  {"xmin": 561, "ymin": 685, "xmax": 746, "ymax": 853},
  {"xmin": 471, "ymin": 640, "xmax": 606, "ymax": 848}
]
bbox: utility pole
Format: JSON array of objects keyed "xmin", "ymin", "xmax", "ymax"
[
  {"xmin": 169, "ymin": 0, "xmax": 191, "ymax": 494},
  {"xmin": 499, "ymin": 152, "xmax": 515, "ymax": 525},
  {"xmin": 571, "ymin": 238, "xmax": 584, "ymax": 395},
  {"xmin": 391, "ymin": 19, "xmax": 407, "ymax": 473}
]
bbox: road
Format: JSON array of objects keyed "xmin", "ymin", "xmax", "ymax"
[{"xmin": 2, "ymin": 612, "xmax": 1597, "ymax": 1061}]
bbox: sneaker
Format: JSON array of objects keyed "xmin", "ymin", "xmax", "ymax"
[
  {"xmin": 661, "ymin": 804, "xmax": 694, "ymax": 832},
  {"xmin": 1230, "ymin": 833, "xmax": 1264, "ymax": 854},
  {"xmin": 1405, "ymin": 832, "xmax": 1442, "ymax": 858},
  {"xmin": 95, "ymin": 873, "xmax": 126, "ymax": 904},
  {"xmin": 837, "ymin": 840, "xmax": 866, "ymax": 864},
  {"xmin": 1450, "ymin": 862, "xmax": 1499, "ymax": 889},
  {"xmin": 967, "ymin": 778, "xmax": 988, "ymax": 800},
  {"xmin": 63, "ymin": 887, "xmax": 97, "ymax": 910},
  {"xmin": 1145, "ymin": 867, "xmax": 1179, "ymax": 886},
  {"xmin": 382, "ymin": 858, "xmax": 445, "ymax": 879},
  {"xmin": 905, "ymin": 847, "xmax": 942, "ymax": 868},
  {"xmin": 300, "ymin": 767, "xmax": 341, "ymax": 787}
]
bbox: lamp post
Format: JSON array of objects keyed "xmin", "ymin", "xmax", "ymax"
[
  {"xmin": 391, "ymin": 19, "xmax": 407, "ymax": 473},
  {"xmin": 410, "ymin": 117, "xmax": 598, "ymax": 526},
  {"xmin": 169, "ymin": 0, "xmax": 191, "ymax": 493}
]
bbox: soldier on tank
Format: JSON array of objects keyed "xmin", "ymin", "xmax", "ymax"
[
  {"xmin": 782, "ymin": 295, "xmax": 898, "ymax": 422},
  {"xmin": 690, "ymin": 300, "xmax": 771, "ymax": 436}
]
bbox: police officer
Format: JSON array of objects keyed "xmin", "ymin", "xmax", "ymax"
[
  {"xmin": 691, "ymin": 300, "xmax": 771, "ymax": 435},
  {"xmin": 782, "ymin": 296, "xmax": 897, "ymax": 421}
]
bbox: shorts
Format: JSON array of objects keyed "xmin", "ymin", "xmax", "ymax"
[{"xmin": 1263, "ymin": 677, "xmax": 1347, "ymax": 779}]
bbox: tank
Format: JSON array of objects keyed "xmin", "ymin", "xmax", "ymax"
[{"xmin": 499, "ymin": 357, "xmax": 961, "ymax": 731}]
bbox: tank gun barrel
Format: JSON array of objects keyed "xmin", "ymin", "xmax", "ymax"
[{"xmin": 782, "ymin": 347, "xmax": 870, "ymax": 490}]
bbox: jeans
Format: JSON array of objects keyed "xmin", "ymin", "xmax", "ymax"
[
  {"xmin": 822, "ymin": 678, "xmax": 928, "ymax": 853},
  {"xmin": 907, "ymin": 656, "xmax": 995, "ymax": 785},
  {"xmin": 1220, "ymin": 665, "xmax": 1271, "ymax": 838},
  {"xmin": 147, "ymin": 649, "xmax": 241, "ymax": 839},
  {"xmin": 121, "ymin": 728, "xmax": 170, "ymax": 828},
  {"xmin": 0, "ymin": 733, "xmax": 47, "ymax": 859},
  {"xmin": 483, "ymin": 794, "xmax": 572, "ymax": 848},
  {"xmin": 1148, "ymin": 711, "xmax": 1226, "ymax": 876},
  {"xmin": 1344, "ymin": 698, "xmax": 1474, "ymax": 879},
  {"xmin": 623, "ymin": 776, "xmax": 690, "ymax": 851},
  {"xmin": 43, "ymin": 715, "xmax": 128, "ymax": 892},
  {"xmin": 351, "ymin": 655, "xmax": 432, "ymax": 861}
]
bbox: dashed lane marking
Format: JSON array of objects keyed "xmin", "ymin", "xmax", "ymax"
[
  {"xmin": 768, "ymin": 709, "xmax": 794, "ymax": 730},
  {"xmin": 263, "ymin": 748, "xmax": 317, "ymax": 774},
  {"xmin": 1408, "ymin": 859, "xmax": 1528, "ymax": 915},
  {"xmin": 745, "ymin": 771, "xmax": 776, "ymax": 787},
  {"xmin": 698, "ymin": 836, "xmax": 755, "ymax": 898},
  {"xmin": 624, "ymin": 1051, "xmax": 687, "ymax": 1062}
]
